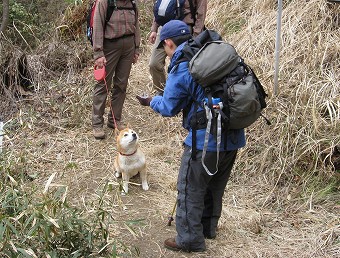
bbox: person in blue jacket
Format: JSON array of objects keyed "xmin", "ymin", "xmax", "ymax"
[{"xmin": 136, "ymin": 20, "xmax": 246, "ymax": 252}]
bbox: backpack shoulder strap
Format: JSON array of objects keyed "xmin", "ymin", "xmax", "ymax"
[
  {"xmin": 105, "ymin": 0, "xmax": 115, "ymax": 28},
  {"xmin": 175, "ymin": 53, "xmax": 190, "ymax": 65},
  {"xmin": 105, "ymin": 0, "xmax": 137, "ymax": 28},
  {"xmin": 187, "ymin": 0, "xmax": 196, "ymax": 25},
  {"xmin": 181, "ymin": 30, "xmax": 223, "ymax": 61},
  {"xmin": 109, "ymin": 0, "xmax": 136, "ymax": 10}
]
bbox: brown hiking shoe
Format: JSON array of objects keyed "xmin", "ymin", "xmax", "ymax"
[
  {"xmin": 164, "ymin": 238, "xmax": 183, "ymax": 252},
  {"xmin": 93, "ymin": 127, "xmax": 105, "ymax": 139},
  {"xmin": 164, "ymin": 238, "xmax": 206, "ymax": 252}
]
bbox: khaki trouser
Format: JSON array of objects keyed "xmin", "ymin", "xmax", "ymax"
[
  {"xmin": 148, "ymin": 27, "xmax": 167, "ymax": 92},
  {"xmin": 92, "ymin": 36, "xmax": 135, "ymax": 128},
  {"xmin": 149, "ymin": 26, "xmax": 193, "ymax": 92}
]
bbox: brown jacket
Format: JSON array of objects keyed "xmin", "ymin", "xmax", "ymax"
[
  {"xmin": 151, "ymin": 0, "xmax": 207, "ymax": 36},
  {"xmin": 93, "ymin": 0, "xmax": 141, "ymax": 60}
]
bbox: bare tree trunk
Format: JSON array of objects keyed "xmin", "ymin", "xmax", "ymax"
[{"xmin": 0, "ymin": 0, "xmax": 10, "ymax": 34}]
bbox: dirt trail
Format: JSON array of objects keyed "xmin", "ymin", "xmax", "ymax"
[{"xmin": 20, "ymin": 44, "xmax": 337, "ymax": 258}]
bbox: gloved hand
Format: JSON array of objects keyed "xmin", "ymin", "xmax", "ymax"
[{"xmin": 136, "ymin": 95, "xmax": 152, "ymax": 106}]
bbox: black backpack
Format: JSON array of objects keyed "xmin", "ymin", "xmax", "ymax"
[
  {"xmin": 86, "ymin": 0, "xmax": 136, "ymax": 45},
  {"xmin": 153, "ymin": 0, "xmax": 196, "ymax": 26}
]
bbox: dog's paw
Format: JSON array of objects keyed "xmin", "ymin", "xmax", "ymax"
[
  {"xmin": 121, "ymin": 185, "xmax": 128, "ymax": 195},
  {"xmin": 142, "ymin": 182, "xmax": 149, "ymax": 191},
  {"xmin": 121, "ymin": 183, "xmax": 128, "ymax": 195},
  {"xmin": 121, "ymin": 191, "xmax": 127, "ymax": 196}
]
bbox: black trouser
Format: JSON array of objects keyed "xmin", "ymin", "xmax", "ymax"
[{"xmin": 175, "ymin": 144, "xmax": 238, "ymax": 251}]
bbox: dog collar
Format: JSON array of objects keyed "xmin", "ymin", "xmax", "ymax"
[{"xmin": 119, "ymin": 149, "xmax": 137, "ymax": 156}]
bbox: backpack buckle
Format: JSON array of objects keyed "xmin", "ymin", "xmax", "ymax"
[{"xmin": 204, "ymin": 97, "xmax": 222, "ymax": 110}]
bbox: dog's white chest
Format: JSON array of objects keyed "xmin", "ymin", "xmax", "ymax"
[
  {"xmin": 118, "ymin": 151, "xmax": 145, "ymax": 174},
  {"xmin": 120, "ymin": 154, "xmax": 144, "ymax": 168}
]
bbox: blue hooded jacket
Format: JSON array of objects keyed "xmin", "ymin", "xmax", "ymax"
[{"xmin": 150, "ymin": 42, "xmax": 246, "ymax": 151}]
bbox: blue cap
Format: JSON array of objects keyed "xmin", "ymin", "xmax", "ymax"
[{"xmin": 157, "ymin": 20, "xmax": 191, "ymax": 48}]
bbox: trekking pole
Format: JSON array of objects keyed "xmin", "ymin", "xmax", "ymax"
[
  {"xmin": 167, "ymin": 200, "xmax": 177, "ymax": 226},
  {"xmin": 94, "ymin": 65, "xmax": 117, "ymax": 129}
]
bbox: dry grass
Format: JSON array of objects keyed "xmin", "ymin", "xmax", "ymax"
[{"xmin": 1, "ymin": 0, "xmax": 339, "ymax": 257}]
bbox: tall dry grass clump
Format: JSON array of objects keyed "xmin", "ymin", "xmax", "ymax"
[{"xmin": 206, "ymin": 0, "xmax": 339, "ymax": 205}]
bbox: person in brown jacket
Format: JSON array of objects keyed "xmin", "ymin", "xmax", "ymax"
[
  {"xmin": 148, "ymin": 0, "xmax": 207, "ymax": 94},
  {"xmin": 92, "ymin": 0, "xmax": 140, "ymax": 139}
]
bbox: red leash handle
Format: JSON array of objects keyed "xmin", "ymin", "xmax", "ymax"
[
  {"xmin": 94, "ymin": 65, "xmax": 106, "ymax": 81},
  {"xmin": 93, "ymin": 65, "xmax": 117, "ymax": 129}
]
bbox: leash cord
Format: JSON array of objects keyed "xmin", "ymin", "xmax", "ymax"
[{"xmin": 103, "ymin": 77, "xmax": 117, "ymax": 129}]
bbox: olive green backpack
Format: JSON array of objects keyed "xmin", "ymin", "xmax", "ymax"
[{"xmin": 179, "ymin": 30, "xmax": 270, "ymax": 175}]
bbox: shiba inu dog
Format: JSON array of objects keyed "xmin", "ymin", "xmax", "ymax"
[{"xmin": 114, "ymin": 128, "xmax": 149, "ymax": 194}]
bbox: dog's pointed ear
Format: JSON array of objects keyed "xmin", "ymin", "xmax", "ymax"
[
  {"xmin": 114, "ymin": 128, "xmax": 120, "ymax": 137},
  {"xmin": 126, "ymin": 122, "xmax": 131, "ymax": 128}
]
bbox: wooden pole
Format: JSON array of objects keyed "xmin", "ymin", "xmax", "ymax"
[
  {"xmin": 0, "ymin": 122, "xmax": 3, "ymax": 154},
  {"xmin": 274, "ymin": 0, "xmax": 283, "ymax": 95}
]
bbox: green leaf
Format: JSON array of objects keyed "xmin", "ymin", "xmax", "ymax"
[
  {"xmin": 23, "ymin": 213, "xmax": 35, "ymax": 230},
  {"xmin": 0, "ymin": 220, "xmax": 7, "ymax": 240},
  {"xmin": 5, "ymin": 220, "xmax": 18, "ymax": 235}
]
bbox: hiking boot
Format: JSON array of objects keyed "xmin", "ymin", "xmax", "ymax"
[
  {"xmin": 107, "ymin": 121, "xmax": 126, "ymax": 131},
  {"xmin": 164, "ymin": 238, "xmax": 184, "ymax": 252},
  {"xmin": 93, "ymin": 127, "xmax": 105, "ymax": 139},
  {"xmin": 204, "ymin": 233, "xmax": 216, "ymax": 239},
  {"xmin": 203, "ymin": 226, "xmax": 217, "ymax": 239},
  {"xmin": 164, "ymin": 238, "xmax": 205, "ymax": 252}
]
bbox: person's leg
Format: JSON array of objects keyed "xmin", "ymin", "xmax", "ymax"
[
  {"xmin": 92, "ymin": 39, "xmax": 120, "ymax": 129},
  {"xmin": 201, "ymin": 150, "xmax": 238, "ymax": 239},
  {"xmin": 149, "ymin": 27, "xmax": 167, "ymax": 93},
  {"xmin": 92, "ymin": 82, "xmax": 107, "ymax": 129},
  {"xmin": 107, "ymin": 36, "xmax": 134, "ymax": 126},
  {"xmin": 175, "ymin": 145, "xmax": 213, "ymax": 252}
]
